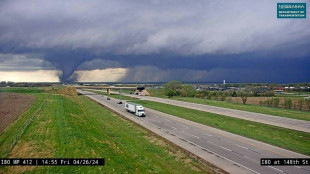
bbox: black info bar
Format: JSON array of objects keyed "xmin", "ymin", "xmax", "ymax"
[
  {"xmin": 0, "ymin": 158, "xmax": 105, "ymax": 166},
  {"xmin": 261, "ymin": 158, "xmax": 310, "ymax": 166}
]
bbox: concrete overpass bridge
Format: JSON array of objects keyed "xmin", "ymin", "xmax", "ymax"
[{"xmin": 76, "ymin": 85, "xmax": 149, "ymax": 95}]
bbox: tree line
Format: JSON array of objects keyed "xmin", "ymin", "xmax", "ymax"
[
  {"xmin": 162, "ymin": 81, "xmax": 310, "ymax": 110},
  {"xmin": 164, "ymin": 81, "xmax": 268, "ymax": 104}
]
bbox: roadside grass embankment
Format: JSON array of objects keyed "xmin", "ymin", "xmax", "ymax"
[
  {"xmin": 0, "ymin": 88, "xmax": 217, "ymax": 174},
  {"xmin": 132, "ymin": 100, "xmax": 310, "ymax": 156}
]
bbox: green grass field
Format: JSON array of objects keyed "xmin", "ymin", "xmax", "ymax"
[
  {"xmin": 0, "ymin": 88, "xmax": 215, "ymax": 173},
  {"xmin": 0, "ymin": 87, "xmax": 44, "ymax": 93},
  {"xmin": 171, "ymin": 97, "xmax": 310, "ymax": 121},
  {"xmin": 132, "ymin": 100, "xmax": 310, "ymax": 156}
]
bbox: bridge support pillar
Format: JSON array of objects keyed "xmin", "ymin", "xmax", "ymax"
[{"xmin": 107, "ymin": 88, "xmax": 110, "ymax": 95}]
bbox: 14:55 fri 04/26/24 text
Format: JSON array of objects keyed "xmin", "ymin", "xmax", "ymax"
[{"xmin": 0, "ymin": 158, "xmax": 105, "ymax": 166}]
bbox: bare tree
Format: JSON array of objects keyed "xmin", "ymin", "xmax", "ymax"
[{"xmin": 239, "ymin": 92, "xmax": 248, "ymax": 105}]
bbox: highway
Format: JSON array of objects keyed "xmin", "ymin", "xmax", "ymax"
[
  {"xmin": 110, "ymin": 91, "xmax": 310, "ymax": 133},
  {"xmin": 79, "ymin": 89, "xmax": 310, "ymax": 174}
]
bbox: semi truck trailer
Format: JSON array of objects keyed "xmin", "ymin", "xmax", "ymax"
[{"xmin": 125, "ymin": 102, "xmax": 146, "ymax": 117}]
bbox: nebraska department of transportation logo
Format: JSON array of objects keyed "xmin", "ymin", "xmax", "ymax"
[{"xmin": 277, "ymin": 3, "xmax": 306, "ymax": 18}]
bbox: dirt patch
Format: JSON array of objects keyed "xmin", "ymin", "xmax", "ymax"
[
  {"xmin": 230, "ymin": 97, "xmax": 309, "ymax": 110},
  {"xmin": 230, "ymin": 97, "xmax": 270, "ymax": 105},
  {"xmin": 6, "ymin": 142, "xmax": 37, "ymax": 173},
  {"xmin": 9, "ymin": 141, "xmax": 52, "ymax": 157},
  {"xmin": 0, "ymin": 93, "xmax": 36, "ymax": 133},
  {"xmin": 6, "ymin": 141, "xmax": 52, "ymax": 173},
  {"xmin": 145, "ymin": 135, "xmax": 194, "ymax": 164},
  {"xmin": 144, "ymin": 134, "xmax": 221, "ymax": 173}
]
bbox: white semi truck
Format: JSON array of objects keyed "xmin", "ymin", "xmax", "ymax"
[{"xmin": 125, "ymin": 102, "xmax": 146, "ymax": 117}]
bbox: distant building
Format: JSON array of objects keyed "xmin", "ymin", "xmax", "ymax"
[
  {"xmin": 274, "ymin": 87, "xmax": 285, "ymax": 90},
  {"xmin": 273, "ymin": 90, "xmax": 284, "ymax": 94}
]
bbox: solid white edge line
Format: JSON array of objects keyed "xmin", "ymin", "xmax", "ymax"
[{"xmin": 268, "ymin": 166, "xmax": 284, "ymax": 173}]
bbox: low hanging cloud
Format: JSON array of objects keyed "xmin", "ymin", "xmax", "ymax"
[
  {"xmin": 0, "ymin": 53, "xmax": 61, "ymax": 82},
  {"xmin": 0, "ymin": 70, "xmax": 61, "ymax": 82},
  {"xmin": 0, "ymin": 53, "xmax": 56, "ymax": 71},
  {"xmin": 0, "ymin": 0, "xmax": 309, "ymax": 82}
]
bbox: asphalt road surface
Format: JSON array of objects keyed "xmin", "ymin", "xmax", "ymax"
[
  {"xmin": 79, "ymin": 90, "xmax": 310, "ymax": 174},
  {"xmin": 108, "ymin": 91, "xmax": 310, "ymax": 133}
]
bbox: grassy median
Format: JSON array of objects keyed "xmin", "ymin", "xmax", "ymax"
[
  {"xmin": 132, "ymin": 100, "xmax": 310, "ymax": 156},
  {"xmin": 0, "ymin": 88, "xmax": 217, "ymax": 174},
  {"xmin": 170, "ymin": 97, "xmax": 310, "ymax": 121}
]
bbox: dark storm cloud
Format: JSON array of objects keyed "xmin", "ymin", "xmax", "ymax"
[
  {"xmin": 0, "ymin": 0, "xmax": 309, "ymax": 82},
  {"xmin": 0, "ymin": 53, "xmax": 56, "ymax": 71}
]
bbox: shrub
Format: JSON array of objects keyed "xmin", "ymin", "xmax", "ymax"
[
  {"xmin": 194, "ymin": 92, "xmax": 205, "ymax": 98},
  {"xmin": 297, "ymin": 99, "xmax": 304, "ymax": 110},
  {"xmin": 232, "ymin": 91, "xmax": 237, "ymax": 97},
  {"xmin": 284, "ymin": 98, "xmax": 293, "ymax": 109},
  {"xmin": 166, "ymin": 90, "xmax": 179, "ymax": 98},
  {"xmin": 180, "ymin": 84, "xmax": 196, "ymax": 97},
  {"xmin": 220, "ymin": 94, "xmax": 227, "ymax": 101},
  {"xmin": 266, "ymin": 98, "xmax": 273, "ymax": 107},
  {"xmin": 214, "ymin": 93, "xmax": 219, "ymax": 100},
  {"xmin": 305, "ymin": 99, "xmax": 310, "ymax": 111},
  {"xmin": 266, "ymin": 91, "xmax": 275, "ymax": 97},
  {"xmin": 227, "ymin": 97, "xmax": 232, "ymax": 102},
  {"xmin": 195, "ymin": 91, "xmax": 208, "ymax": 98},
  {"xmin": 273, "ymin": 98, "xmax": 280, "ymax": 107},
  {"xmin": 207, "ymin": 93, "xmax": 212, "ymax": 100},
  {"xmin": 164, "ymin": 81, "xmax": 182, "ymax": 97}
]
